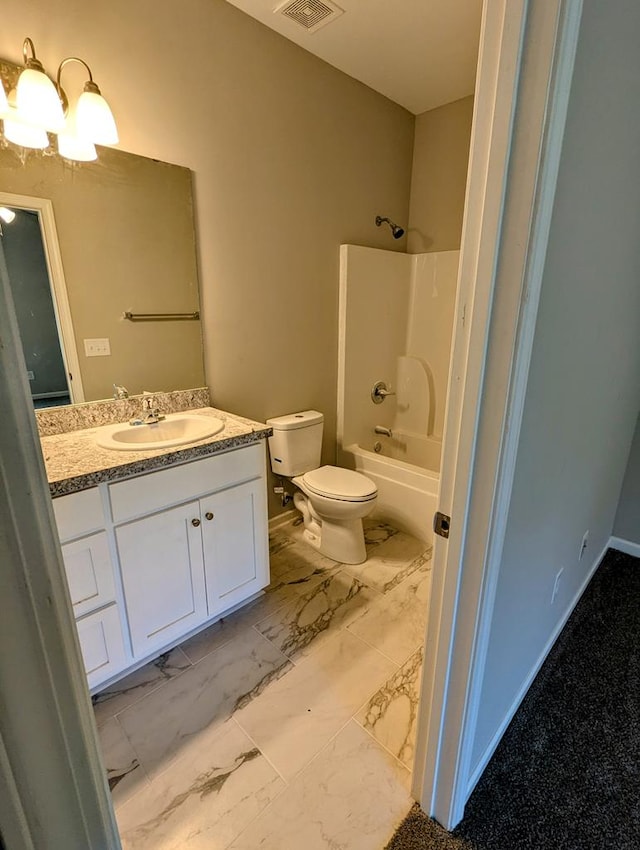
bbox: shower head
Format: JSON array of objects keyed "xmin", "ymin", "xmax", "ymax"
[{"xmin": 375, "ymin": 215, "xmax": 405, "ymax": 239}]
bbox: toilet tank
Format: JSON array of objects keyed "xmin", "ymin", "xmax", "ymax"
[{"xmin": 266, "ymin": 410, "xmax": 324, "ymax": 477}]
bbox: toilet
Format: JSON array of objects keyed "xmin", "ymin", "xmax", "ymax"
[{"xmin": 266, "ymin": 410, "xmax": 377, "ymax": 564}]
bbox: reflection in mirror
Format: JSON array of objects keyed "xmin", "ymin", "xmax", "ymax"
[
  {"xmin": 2, "ymin": 205, "xmax": 74, "ymax": 407},
  {"xmin": 0, "ymin": 144, "xmax": 206, "ymax": 406}
]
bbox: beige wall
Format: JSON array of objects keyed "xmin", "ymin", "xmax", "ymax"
[
  {"xmin": 0, "ymin": 145, "xmax": 203, "ymax": 401},
  {"xmin": 0, "ymin": 0, "xmax": 414, "ymax": 513},
  {"xmin": 407, "ymin": 95, "xmax": 474, "ymax": 253}
]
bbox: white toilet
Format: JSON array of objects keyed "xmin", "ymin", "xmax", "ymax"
[{"xmin": 266, "ymin": 410, "xmax": 377, "ymax": 564}]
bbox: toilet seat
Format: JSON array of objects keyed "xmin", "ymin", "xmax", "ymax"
[{"xmin": 301, "ymin": 465, "xmax": 377, "ymax": 502}]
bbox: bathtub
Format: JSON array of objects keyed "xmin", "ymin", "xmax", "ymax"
[{"xmin": 340, "ymin": 441, "xmax": 439, "ymax": 543}]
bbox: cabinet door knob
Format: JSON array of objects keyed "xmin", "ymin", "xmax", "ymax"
[
  {"xmin": 205, "ymin": 511, "xmax": 214, "ymax": 521},
  {"xmin": 191, "ymin": 518, "xmax": 201, "ymax": 527}
]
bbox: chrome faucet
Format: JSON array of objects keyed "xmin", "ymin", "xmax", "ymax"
[
  {"xmin": 141, "ymin": 394, "xmax": 165, "ymax": 424},
  {"xmin": 374, "ymin": 425, "xmax": 393, "ymax": 438},
  {"xmin": 130, "ymin": 393, "xmax": 165, "ymax": 426}
]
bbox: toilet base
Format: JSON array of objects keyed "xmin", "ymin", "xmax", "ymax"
[
  {"xmin": 316, "ymin": 516, "xmax": 367, "ymax": 564},
  {"xmin": 294, "ymin": 491, "xmax": 366, "ymax": 564}
]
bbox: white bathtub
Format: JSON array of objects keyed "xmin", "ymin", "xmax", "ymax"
[{"xmin": 341, "ymin": 442, "xmax": 439, "ymax": 543}]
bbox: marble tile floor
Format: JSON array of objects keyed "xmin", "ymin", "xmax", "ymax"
[{"xmin": 94, "ymin": 517, "xmax": 433, "ymax": 850}]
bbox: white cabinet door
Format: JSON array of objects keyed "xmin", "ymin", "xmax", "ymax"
[
  {"xmin": 61, "ymin": 532, "xmax": 116, "ymax": 618},
  {"xmin": 201, "ymin": 479, "xmax": 269, "ymax": 616},
  {"xmin": 76, "ymin": 605, "xmax": 127, "ymax": 690},
  {"xmin": 116, "ymin": 501, "xmax": 208, "ymax": 657}
]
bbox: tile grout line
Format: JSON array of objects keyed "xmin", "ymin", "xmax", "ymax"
[
  {"xmin": 351, "ymin": 714, "xmax": 414, "ymax": 778},
  {"xmin": 229, "ymin": 715, "xmax": 289, "ymax": 787},
  {"xmin": 96, "ymin": 650, "xmax": 194, "ymax": 725}
]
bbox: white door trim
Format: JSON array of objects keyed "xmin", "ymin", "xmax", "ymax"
[
  {"xmin": 0, "ymin": 191, "xmax": 85, "ymax": 403},
  {"xmin": 413, "ymin": 0, "xmax": 584, "ymax": 829},
  {"xmin": 0, "ymin": 243, "xmax": 119, "ymax": 847}
]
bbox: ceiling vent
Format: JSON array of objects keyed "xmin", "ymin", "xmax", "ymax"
[{"xmin": 275, "ymin": 0, "xmax": 345, "ymax": 34}]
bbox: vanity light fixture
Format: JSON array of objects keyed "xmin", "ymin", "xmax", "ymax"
[
  {"xmin": 0, "ymin": 207, "xmax": 16, "ymax": 224},
  {"xmin": 14, "ymin": 38, "xmax": 65, "ymax": 133},
  {"xmin": 0, "ymin": 37, "xmax": 119, "ymax": 162}
]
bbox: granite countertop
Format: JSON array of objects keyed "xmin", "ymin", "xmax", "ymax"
[{"xmin": 42, "ymin": 407, "xmax": 272, "ymax": 498}]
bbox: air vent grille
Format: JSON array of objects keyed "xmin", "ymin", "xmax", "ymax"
[{"xmin": 276, "ymin": 0, "xmax": 345, "ymax": 34}]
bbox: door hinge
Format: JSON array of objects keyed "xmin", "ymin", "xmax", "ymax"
[{"xmin": 434, "ymin": 511, "xmax": 451, "ymax": 539}]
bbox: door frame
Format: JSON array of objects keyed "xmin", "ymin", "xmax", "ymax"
[
  {"xmin": 0, "ymin": 191, "xmax": 85, "ymax": 403},
  {"xmin": 413, "ymin": 0, "xmax": 584, "ymax": 829},
  {"xmin": 0, "ymin": 241, "xmax": 120, "ymax": 848}
]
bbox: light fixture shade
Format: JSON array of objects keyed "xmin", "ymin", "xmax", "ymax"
[
  {"xmin": 57, "ymin": 130, "xmax": 97, "ymax": 162},
  {"xmin": 3, "ymin": 113, "xmax": 49, "ymax": 149},
  {"xmin": 16, "ymin": 67, "xmax": 65, "ymax": 132},
  {"xmin": 0, "ymin": 207, "xmax": 16, "ymax": 224},
  {"xmin": 75, "ymin": 90, "xmax": 118, "ymax": 145}
]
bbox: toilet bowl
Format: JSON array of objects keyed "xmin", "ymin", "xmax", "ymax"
[
  {"xmin": 292, "ymin": 466, "xmax": 377, "ymax": 564},
  {"xmin": 266, "ymin": 411, "xmax": 378, "ymax": 565}
]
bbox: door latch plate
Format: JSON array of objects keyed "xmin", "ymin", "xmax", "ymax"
[{"xmin": 434, "ymin": 511, "xmax": 451, "ymax": 539}]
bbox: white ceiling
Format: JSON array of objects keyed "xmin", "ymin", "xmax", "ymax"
[{"xmin": 225, "ymin": 0, "xmax": 483, "ymax": 115}]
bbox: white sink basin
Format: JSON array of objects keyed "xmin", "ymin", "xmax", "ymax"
[{"xmin": 96, "ymin": 413, "xmax": 225, "ymax": 451}]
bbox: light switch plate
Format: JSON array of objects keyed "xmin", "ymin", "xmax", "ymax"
[{"xmin": 84, "ymin": 338, "xmax": 111, "ymax": 357}]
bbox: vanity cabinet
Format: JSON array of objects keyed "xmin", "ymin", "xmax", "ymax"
[
  {"xmin": 53, "ymin": 492, "xmax": 128, "ymax": 688},
  {"xmin": 116, "ymin": 502, "xmax": 208, "ymax": 657},
  {"xmin": 200, "ymin": 478, "xmax": 268, "ymax": 615},
  {"xmin": 53, "ymin": 441, "xmax": 270, "ymax": 691}
]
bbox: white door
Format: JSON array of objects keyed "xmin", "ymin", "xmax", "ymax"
[
  {"xmin": 116, "ymin": 501, "xmax": 208, "ymax": 657},
  {"xmin": 200, "ymin": 480, "xmax": 269, "ymax": 616}
]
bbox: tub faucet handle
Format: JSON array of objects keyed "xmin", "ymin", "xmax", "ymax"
[{"xmin": 371, "ymin": 381, "xmax": 396, "ymax": 404}]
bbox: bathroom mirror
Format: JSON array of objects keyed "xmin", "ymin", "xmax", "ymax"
[{"xmin": 0, "ymin": 143, "xmax": 205, "ymax": 405}]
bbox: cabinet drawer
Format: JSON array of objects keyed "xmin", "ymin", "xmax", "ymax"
[
  {"xmin": 76, "ymin": 605, "xmax": 127, "ymax": 690},
  {"xmin": 61, "ymin": 532, "xmax": 116, "ymax": 617},
  {"xmin": 109, "ymin": 441, "xmax": 265, "ymax": 523},
  {"xmin": 53, "ymin": 488, "xmax": 104, "ymax": 542}
]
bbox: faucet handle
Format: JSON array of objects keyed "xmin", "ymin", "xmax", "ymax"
[{"xmin": 371, "ymin": 381, "xmax": 396, "ymax": 404}]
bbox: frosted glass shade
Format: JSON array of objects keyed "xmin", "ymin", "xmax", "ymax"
[
  {"xmin": 75, "ymin": 90, "xmax": 118, "ymax": 145},
  {"xmin": 0, "ymin": 207, "xmax": 16, "ymax": 224},
  {"xmin": 57, "ymin": 131, "xmax": 97, "ymax": 162},
  {"xmin": 16, "ymin": 67, "xmax": 65, "ymax": 132},
  {"xmin": 3, "ymin": 114, "xmax": 49, "ymax": 149}
]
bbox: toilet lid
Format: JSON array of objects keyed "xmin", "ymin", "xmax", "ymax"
[{"xmin": 302, "ymin": 466, "xmax": 377, "ymax": 502}]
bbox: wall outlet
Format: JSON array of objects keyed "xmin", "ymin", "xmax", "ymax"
[
  {"xmin": 579, "ymin": 530, "xmax": 589, "ymax": 561},
  {"xmin": 26, "ymin": 370, "xmax": 35, "ymax": 381},
  {"xmin": 551, "ymin": 567, "xmax": 564, "ymax": 605},
  {"xmin": 84, "ymin": 338, "xmax": 111, "ymax": 357}
]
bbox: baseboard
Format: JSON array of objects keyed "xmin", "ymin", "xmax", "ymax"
[
  {"xmin": 268, "ymin": 508, "xmax": 298, "ymax": 533},
  {"xmin": 609, "ymin": 536, "xmax": 640, "ymax": 559},
  {"xmin": 466, "ymin": 538, "xmax": 610, "ymax": 796}
]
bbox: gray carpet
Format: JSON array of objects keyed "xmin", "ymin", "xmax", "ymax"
[{"xmin": 386, "ymin": 548, "xmax": 640, "ymax": 849}]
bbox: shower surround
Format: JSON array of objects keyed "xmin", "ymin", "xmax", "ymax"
[{"xmin": 338, "ymin": 244, "xmax": 460, "ymax": 540}]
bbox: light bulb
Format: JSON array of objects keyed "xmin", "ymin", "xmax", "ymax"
[
  {"xmin": 16, "ymin": 67, "xmax": 65, "ymax": 133},
  {"xmin": 3, "ymin": 112, "xmax": 49, "ymax": 149},
  {"xmin": 75, "ymin": 89, "xmax": 118, "ymax": 145},
  {"xmin": 57, "ymin": 131, "xmax": 97, "ymax": 162}
]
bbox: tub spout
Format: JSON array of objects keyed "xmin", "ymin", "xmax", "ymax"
[{"xmin": 374, "ymin": 425, "xmax": 392, "ymax": 437}]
